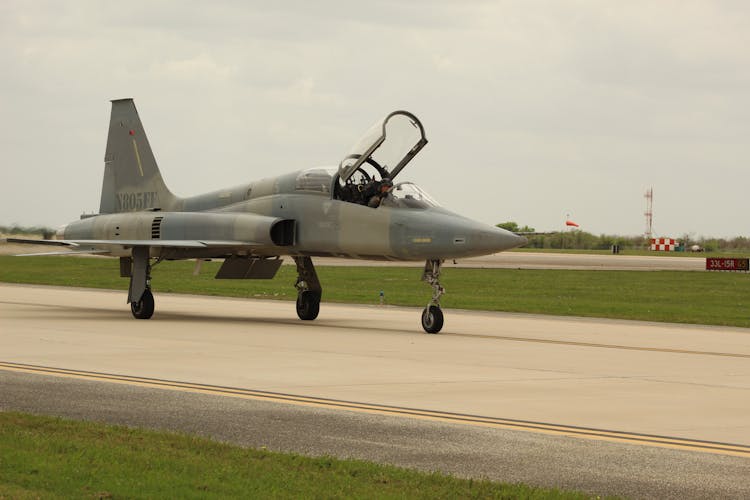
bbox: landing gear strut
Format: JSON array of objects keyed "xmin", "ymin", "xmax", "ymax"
[
  {"xmin": 421, "ymin": 259, "xmax": 445, "ymax": 333},
  {"xmin": 294, "ymin": 256, "xmax": 322, "ymax": 321},
  {"xmin": 127, "ymin": 246, "xmax": 156, "ymax": 319}
]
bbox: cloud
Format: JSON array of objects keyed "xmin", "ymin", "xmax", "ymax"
[{"xmin": 0, "ymin": 1, "xmax": 748, "ymax": 236}]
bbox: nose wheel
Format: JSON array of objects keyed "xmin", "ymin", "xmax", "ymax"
[
  {"xmin": 421, "ymin": 259, "xmax": 445, "ymax": 334},
  {"xmin": 421, "ymin": 305, "xmax": 443, "ymax": 333}
]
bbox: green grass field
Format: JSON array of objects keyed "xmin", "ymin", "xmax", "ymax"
[
  {"xmin": 1, "ymin": 255, "xmax": 748, "ymax": 327},
  {"xmin": 0, "ymin": 412, "xmax": 597, "ymax": 499}
]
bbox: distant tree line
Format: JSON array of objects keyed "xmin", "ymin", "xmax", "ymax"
[
  {"xmin": 0, "ymin": 225, "xmax": 56, "ymax": 239},
  {"xmin": 496, "ymin": 222, "xmax": 750, "ymax": 252}
]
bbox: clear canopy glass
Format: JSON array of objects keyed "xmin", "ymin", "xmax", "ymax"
[
  {"xmin": 294, "ymin": 168, "xmax": 332, "ymax": 193},
  {"xmin": 381, "ymin": 182, "xmax": 440, "ymax": 209},
  {"xmin": 338, "ymin": 111, "xmax": 427, "ymax": 183}
]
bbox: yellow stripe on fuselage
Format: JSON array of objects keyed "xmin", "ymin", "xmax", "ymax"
[{"xmin": 132, "ymin": 139, "xmax": 144, "ymax": 177}]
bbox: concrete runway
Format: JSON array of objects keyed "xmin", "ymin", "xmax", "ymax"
[{"xmin": 2, "ymin": 283, "xmax": 749, "ymax": 498}]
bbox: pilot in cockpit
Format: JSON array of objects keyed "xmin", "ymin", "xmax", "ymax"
[{"xmin": 366, "ymin": 178, "xmax": 392, "ymax": 208}]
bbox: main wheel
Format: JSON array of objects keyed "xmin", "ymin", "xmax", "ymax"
[
  {"xmin": 296, "ymin": 291, "xmax": 320, "ymax": 320},
  {"xmin": 421, "ymin": 305, "xmax": 443, "ymax": 334},
  {"xmin": 131, "ymin": 289, "xmax": 155, "ymax": 319}
]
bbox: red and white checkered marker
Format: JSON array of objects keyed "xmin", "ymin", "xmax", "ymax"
[{"xmin": 650, "ymin": 238, "xmax": 678, "ymax": 251}]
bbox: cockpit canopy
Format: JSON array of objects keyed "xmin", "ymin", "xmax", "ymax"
[
  {"xmin": 294, "ymin": 168, "xmax": 440, "ymax": 209},
  {"xmin": 333, "ymin": 110, "xmax": 428, "ymax": 207},
  {"xmin": 294, "ymin": 168, "xmax": 331, "ymax": 194},
  {"xmin": 337, "ymin": 111, "xmax": 426, "ymax": 183},
  {"xmin": 381, "ymin": 182, "xmax": 439, "ymax": 209}
]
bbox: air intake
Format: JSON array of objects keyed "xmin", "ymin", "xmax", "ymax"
[{"xmin": 270, "ymin": 219, "xmax": 296, "ymax": 246}]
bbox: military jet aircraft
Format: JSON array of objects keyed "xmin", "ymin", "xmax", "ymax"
[{"xmin": 8, "ymin": 99, "xmax": 526, "ymax": 333}]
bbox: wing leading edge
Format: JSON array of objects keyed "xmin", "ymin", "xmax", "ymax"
[{"xmin": 3, "ymin": 237, "xmax": 264, "ymax": 256}]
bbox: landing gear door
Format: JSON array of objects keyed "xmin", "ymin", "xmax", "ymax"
[{"xmin": 337, "ymin": 111, "xmax": 427, "ymax": 183}]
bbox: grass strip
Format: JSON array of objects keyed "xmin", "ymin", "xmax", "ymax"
[
  {"xmin": 1, "ymin": 256, "xmax": 748, "ymax": 328},
  {"xmin": 0, "ymin": 411, "xmax": 596, "ymax": 499}
]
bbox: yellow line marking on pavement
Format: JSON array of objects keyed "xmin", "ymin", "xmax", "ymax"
[{"xmin": 2, "ymin": 361, "xmax": 749, "ymax": 458}]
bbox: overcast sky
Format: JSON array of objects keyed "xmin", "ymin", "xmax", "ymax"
[{"xmin": 1, "ymin": 1, "xmax": 748, "ymax": 238}]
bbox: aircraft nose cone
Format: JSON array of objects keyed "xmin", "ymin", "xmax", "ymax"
[{"xmin": 481, "ymin": 226, "xmax": 527, "ymax": 253}]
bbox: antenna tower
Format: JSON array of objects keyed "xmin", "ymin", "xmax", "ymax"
[{"xmin": 644, "ymin": 188, "xmax": 653, "ymax": 240}]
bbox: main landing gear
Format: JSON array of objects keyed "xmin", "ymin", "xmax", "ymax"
[
  {"xmin": 125, "ymin": 246, "xmax": 157, "ymax": 319},
  {"xmin": 421, "ymin": 259, "xmax": 445, "ymax": 334},
  {"xmin": 131, "ymin": 288, "xmax": 154, "ymax": 319},
  {"xmin": 294, "ymin": 256, "xmax": 322, "ymax": 320}
]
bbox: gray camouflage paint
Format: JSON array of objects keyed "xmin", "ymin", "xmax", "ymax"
[{"xmin": 61, "ymin": 99, "xmax": 525, "ymax": 261}]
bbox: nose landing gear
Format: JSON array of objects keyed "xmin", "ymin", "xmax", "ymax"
[{"xmin": 421, "ymin": 259, "xmax": 444, "ymax": 333}]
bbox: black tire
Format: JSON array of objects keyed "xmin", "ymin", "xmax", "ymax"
[
  {"xmin": 421, "ymin": 305, "xmax": 443, "ymax": 334},
  {"xmin": 296, "ymin": 291, "xmax": 320, "ymax": 321},
  {"xmin": 131, "ymin": 289, "xmax": 155, "ymax": 319}
]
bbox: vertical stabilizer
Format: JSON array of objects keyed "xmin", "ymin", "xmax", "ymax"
[{"xmin": 99, "ymin": 99, "xmax": 179, "ymax": 213}]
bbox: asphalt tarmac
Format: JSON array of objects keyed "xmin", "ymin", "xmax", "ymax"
[{"xmin": 1, "ymin": 284, "xmax": 749, "ymax": 498}]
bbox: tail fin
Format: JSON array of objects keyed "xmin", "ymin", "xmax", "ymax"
[{"xmin": 99, "ymin": 99, "xmax": 179, "ymax": 213}]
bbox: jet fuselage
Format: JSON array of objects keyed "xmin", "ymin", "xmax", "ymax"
[{"xmin": 61, "ymin": 168, "xmax": 525, "ymax": 261}]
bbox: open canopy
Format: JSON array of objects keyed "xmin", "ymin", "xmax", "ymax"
[{"xmin": 337, "ymin": 111, "xmax": 427, "ymax": 184}]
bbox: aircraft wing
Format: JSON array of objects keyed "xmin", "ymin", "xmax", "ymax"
[
  {"xmin": 4, "ymin": 237, "xmax": 264, "ymax": 256},
  {"xmin": 15, "ymin": 249, "xmax": 113, "ymax": 256},
  {"xmin": 60, "ymin": 239, "xmax": 264, "ymax": 248},
  {"xmin": 5, "ymin": 237, "xmax": 77, "ymax": 247},
  {"xmin": 4, "ymin": 237, "xmax": 109, "ymax": 256}
]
